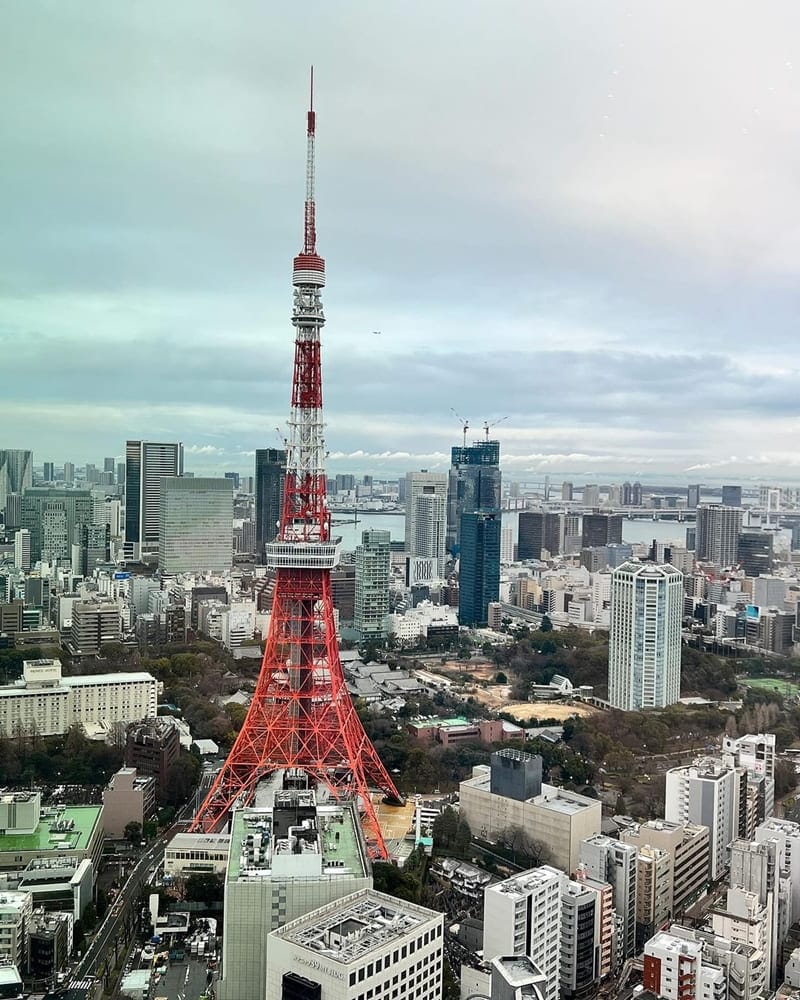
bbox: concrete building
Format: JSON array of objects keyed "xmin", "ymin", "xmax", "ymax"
[
  {"xmin": 754, "ymin": 818, "xmax": 800, "ymax": 925},
  {"xmin": 0, "ymin": 659, "xmax": 157, "ymax": 738},
  {"xmin": 0, "ymin": 451, "xmax": 32, "ymax": 510},
  {"xmin": 483, "ymin": 867, "xmax": 565, "ymax": 1000},
  {"xmin": 164, "ymin": 833, "xmax": 231, "ymax": 877},
  {"xmin": 459, "ymin": 751, "xmax": 601, "ymax": 875},
  {"xmin": 608, "ymin": 561, "xmax": 683, "ymax": 711},
  {"xmin": 560, "ymin": 876, "xmax": 612, "ymax": 1000},
  {"xmin": 218, "ymin": 791, "xmax": 372, "ymax": 1000},
  {"xmin": 696, "ymin": 505, "xmax": 743, "ymax": 567},
  {"xmin": 752, "ymin": 575, "xmax": 786, "ymax": 610},
  {"xmin": 102, "ymin": 767, "xmax": 156, "ymax": 839},
  {"xmin": 619, "ymin": 820, "xmax": 710, "ymax": 914},
  {"xmin": 26, "ymin": 909, "xmax": 73, "ymax": 982},
  {"xmin": 0, "ymin": 794, "xmax": 104, "ymax": 875},
  {"xmin": 124, "ymin": 440, "xmax": 184, "ymax": 559},
  {"xmin": 13, "ymin": 530, "xmax": 30, "ymax": 572},
  {"xmin": 125, "ymin": 719, "xmax": 181, "ymax": 793},
  {"xmin": 354, "ymin": 529, "xmax": 391, "ymax": 642},
  {"xmin": 580, "ymin": 835, "xmax": 637, "ymax": 963},
  {"xmin": 68, "ymin": 600, "xmax": 121, "ymax": 655},
  {"xmin": 710, "ymin": 888, "xmax": 770, "ymax": 973},
  {"xmin": 267, "ymin": 889, "xmax": 443, "ymax": 1000},
  {"xmin": 644, "ymin": 929, "xmax": 725, "ymax": 1000},
  {"xmin": 158, "ymin": 476, "xmax": 233, "ymax": 574},
  {"xmin": 0, "ymin": 891, "xmax": 33, "ymax": 968},
  {"xmin": 635, "ymin": 846, "xmax": 672, "ymax": 950},
  {"xmin": 666, "ymin": 759, "xmax": 744, "ymax": 880},
  {"xmin": 722, "ymin": 733, "xmax": 776, "ymax": 821},
  {"xmin": 490, "ymin": 956, "xmax": 547, "ymax": 1000},
  {"xmin": 737, "ymin": 531, "xmax": 774, "ymax": 578},
  {"xmin": 404, "ymin": 472, "xmax": 448, "ymax": 579},
  {"xmin": 722, "ymin": 485, "xmax": 743, "ymax": 507},
  {"xmin": 17, "ymin": 857, "xmax": 93, "ymax": 920},
  {"xmin": 21, "ymin": 489, "xmax": 92, "ymax": 563}
]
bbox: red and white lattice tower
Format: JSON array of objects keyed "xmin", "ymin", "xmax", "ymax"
[{"xmin": 191, "ymin": 71, "xmax": 402, "ymax": 856}]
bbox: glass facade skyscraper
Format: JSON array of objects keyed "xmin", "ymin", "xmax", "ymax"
[
  {"xmin": 158, "ymin": 477, "xmax": 233, "ymax": 574},
  {"xmin": 446, "ymin": 440, "xmax": 501, "ymax": 553},
  {"xmin": 255, "ymin": 448, "xmax": 286, "ymax": 561},
  {"xmin": 458, "ymin": 510, "xmax": 501, "ymax": 627},
  {"xmin": 125, "ymin": 440, "xmax": 184, "ymax": 559}
]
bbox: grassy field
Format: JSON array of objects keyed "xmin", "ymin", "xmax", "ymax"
[{"xmin": 740, "ymin": 676, "xmax": 800, "ymax": 696}]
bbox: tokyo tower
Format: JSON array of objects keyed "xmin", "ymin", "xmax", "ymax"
[{"xmin": 191, "ymin": 71, "xmax": 402, "ymax": 857}]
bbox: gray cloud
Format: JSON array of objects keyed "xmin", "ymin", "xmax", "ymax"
[{"xmin": 2, "ymin": 1, "xmax": 800, "ymax": 480}]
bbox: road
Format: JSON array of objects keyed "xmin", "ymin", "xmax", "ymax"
[{"xmin": 74, "ymin": 839, "xmax": 166, "ymax": 983}]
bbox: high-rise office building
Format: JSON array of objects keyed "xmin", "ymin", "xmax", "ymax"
[
  {"xmin": 405, "ymin": 472, "xmax": 448, "ymax": 579},
  {"xmin": 561, "ymin": 481, "xmax": 574, "ymax": 502},
  {"xmin": 116, "ymin": 462, "xmax": 125, "ymax": 487},
  {"xmin": 42, "ymin": 462, "xmax": 55, "ymax": 482},
  {"xmin": 687, "ymin": 484, "xmax": 701, "ymax": 509},
  {"xmin": 13, "ymin": 530, "xmax": 31, "ymax": 571},
  {"xmin": 63, "ymin": 462, "xmax": 75, "ymax": 485},
  {"xmin": 582, "ymin": 513, "xmax": 622, "ymax": 548},
  {"xmin": 0, "ymin": 450, "xmax": 32, "ymax": 509},
  {"xmin": 158, "ymin": 477, "xmax": 233, "ymax": 574},
  {"xmin": 446, "ymin": 439, "xmax": 501, "ymax": 551},
  {"xmin": 483, "ymin": 867, "xmax": 565, "ymax": 1000},
  {"xmin": 609, "ymin": 561, "xmax": 682, "ymax": 711},
  {"xmin": 21, "ymin": 489, "xmax": 93, "ymax": 564},
  {"xmin": 560, "ymin": 878, "xmax": 611, "ymax": 999},
  {"xmin": 518, "ymin": 511, "xmax": 561, "ymax": 560},
  {"xmin": 695, "ymin": 505, "xmax": 743, "ymax": 567},
  {"xmin": 103, "ymin": 457, "xmax": 115, "ymax": 477},
  {"xmin": 721, "ymin": 484, "xmax": 743, "ymax": 507},
  {"xmin": 583, "ymin": 484, "xmax": 600, "ymax": 507},
  {"xmin": 255, "ymin": 448, "xmax": 286, "ymax": 559},
  {"xmin": 354, "ymin": 529, "xmax": 390, "ymax": 641},
  {"xmin": 736, "ymin": 530, "xmax": 774, "ymax": 577},
  {"xmin": 71, "ymin": 523, "xmax": 111, "ymax": 576},
  {"xmin": 459, "ymin": 510, "xmax": 501, "ymax": 627},
  {"xmin": 619, "ymin": 819, "xmax": 710, "ymax": 914},
  {"xmin": 124, "ymin": 441, "xmax": 184, "ymax": 559}
]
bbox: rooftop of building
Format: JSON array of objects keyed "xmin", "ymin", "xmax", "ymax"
[
  {"xmin": 463, "ymin": 766, "xmax": 598, "ymax": 813},
  {"xmin": 273, "ymin": 889, "xmax": 440, "ymax": 964},
  {"xmin": 647, "ymin": 930, "xmax": 703, "ymax": 957},
  {"xmin": 0, "ymin": 806, "xmax": 102, "ymax": 855},
  {"xmin": 491, "ymin": 955, "xmax": 547, "ymax": 989},
  {"xmin": 166, "ymin": 832, "xmax": 230, "ymax": 852},
  {"xmin": 227, "ymin": 793, "xmax": 368, "ymax": 882},
  {"xmin": 0, "ymin": 890, "xmax": 31, "ymax": 912},
  {"xmin": 63, "ymin": 671, "xmax": 155, "ymax": 685},
  {"xmin": 490, "ymin": 866, "xmax": 564, "ymax": 899}
]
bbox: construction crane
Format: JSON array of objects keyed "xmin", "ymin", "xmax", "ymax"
[
  {"xmin": 450, "ymin": 407, "xmax": 470, "ymax": 447},
  {"xmin": 483, "ymin": 416, "xmax": 508, "ymax": 440}
]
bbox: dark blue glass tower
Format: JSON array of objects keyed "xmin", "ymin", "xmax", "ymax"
[
  {"xmin": 458, "ymin": 509, "xmax": 501, "ymax": 627},
  {"xmin": 447, "ymin": 439, "xmax": 501, "ymax": 553}
]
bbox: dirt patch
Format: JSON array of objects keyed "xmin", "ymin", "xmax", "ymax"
[
  {"xmin": 436, "ymin": 659, "xmax": 499, "ymax": 682},
  {"xmin": 503, "ymin": 701, "xmax": 599, "ymax": 722}
]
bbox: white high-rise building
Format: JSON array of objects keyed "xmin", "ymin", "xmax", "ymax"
[
  {"xmin": 500, "ymin": 526, "xmax": 514, "ymax": 563},
  {"xmin": 644, "ymin": 929, "xmax": 726, "ymax": 1000},
  {"xmin": 404, "ymin": 472, "xmax": 448, "ymax": 579},
  {"xmin": 483, "ymin": 867, "xmax": 565, "ymax": 1000},
  {"xmin": 158, "ymin": 477, "xmax": 233, "ymax": 574},
  {"xmin": 354, "ymin": 529, "xmax": 390, "ymax": 641},
  {"xmin": 722, "ymin": 733, "xmax": 776, "ymax": 820},
  {"xmin": 608, "ymin": 561, "xmax": 683, "ymax": 710},
  {"xmin": 665, "ymin": 759, "xmax": 742, "ymax": 880},
  {"xmin": 13, "ymin": 529, "xmax": 31, "ymax": 571}
]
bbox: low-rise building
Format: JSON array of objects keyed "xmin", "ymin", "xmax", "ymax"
[
  {"xmin": 102, "ymin": 768, "xmax": 157, "ymax": 839},
  {"xmin": 267, "ymin": 889, "xmax": 444, "ymax": 1000},
  {"xmin": 125, "ymin": 718, "xmax": 181, "ymax": 793},
  {"xmin": 0, "ymin": 793, "xmax": 103, "ymax": 875},
  {"xmin": 26, "ymin": 908, "xmax": 73, "ymax": 981},
  {"xmin": 0, "ymin": 891, "xmax": 33, "ymax": 968},
  {"xmin": 0, "ymin": 659, "xmax": 157, "ymax": 738},
  {"xmin": 164, "ymin": 833, "xmax": 231, "ymax": 877},
  {"xmin": 17, "ymin": 857, "xmax": 92, "ymax": 919},
  {"xmin": 459, "ymin": 750, "xmax": 601, "ymax": 874}
]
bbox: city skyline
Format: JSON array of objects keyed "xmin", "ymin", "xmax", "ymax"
[{"xmin": 4, "ymin": 3, "xmax": 800, "ymax": 479}]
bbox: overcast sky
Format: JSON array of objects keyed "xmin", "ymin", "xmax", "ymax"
[{"xmin": 2, "ymin": 1, "xmax": 800, "ymax": 483}]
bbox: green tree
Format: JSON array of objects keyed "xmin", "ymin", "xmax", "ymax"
[
  {"xmin": 124, "ymin": 821, "xmax": 142, "ymax": 844},
  {"xmin": 539, "ymin": 615, "xmax": 554, "ymax": 632},
  {"xmin": 185, "ymin": 872, "xmax": 225, "ymax": 903}
]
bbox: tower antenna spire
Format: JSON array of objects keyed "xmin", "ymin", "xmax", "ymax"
[{"xmin": 304, "ymin": 65, "xmax": 317, "ymax": 255}]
